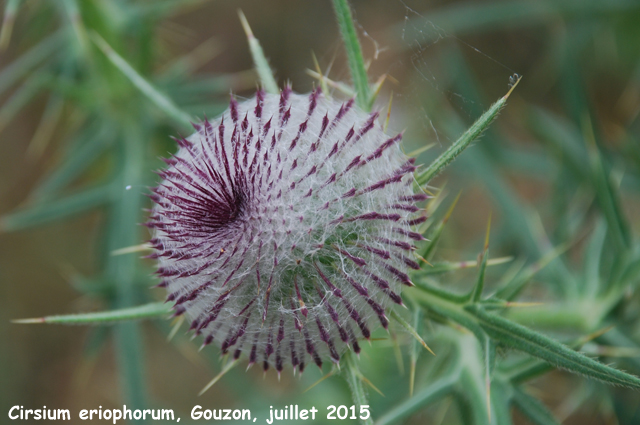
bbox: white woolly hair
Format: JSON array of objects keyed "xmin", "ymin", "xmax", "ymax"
[{"xmin": 147, "ymin": 88, "xmax": 427, "ymax": 374}]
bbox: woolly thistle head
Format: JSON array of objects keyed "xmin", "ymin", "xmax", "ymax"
[{"xmin": 147, "ymin": 88, "xmax": 428, "ymax": 375}]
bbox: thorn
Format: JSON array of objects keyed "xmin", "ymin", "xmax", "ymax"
[
  {"xmin": 237, "ymin": 9, "xmax": 254, "ymax": 40},
  {"xmin": 415, "ymin": 254, "xmax": 433, "ymax": 267},
  {"xmin": 167, "ymin": 316, "xmax": 184, "ymax": 342},
  {"xmin": 111, "ymin": 243, "xmax": 152, "ymax": 256},
  {"xmin": 384, "ymin": 92, "xmax": 393, "ymax": 133},
  {"xmin": 199, "ymin": 359, "xmax": 238, "ymax": 396},
  {"xmin": 302, "ymin": 370, "xmax": 336, "ymax": 393},
  {"xmin": 443, "ymin": 191, "xmax": 462, "ymax": 225},
  {"xmin": 311, "ymin": 51, "xmax": 330, "ymax": 98},
  {"xmin": 12, "ymin": 317, "xmax": 46, "ymax": 324}
]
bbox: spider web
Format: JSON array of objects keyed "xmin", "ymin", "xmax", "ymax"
[{"xmin": 348, "ymin": 1, "xmax": 520, "ymax": 151}]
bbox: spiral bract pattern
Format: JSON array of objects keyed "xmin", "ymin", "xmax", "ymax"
[{"xmin": 147, "ymin": 89, "xmax": 426, "ymax": 374}]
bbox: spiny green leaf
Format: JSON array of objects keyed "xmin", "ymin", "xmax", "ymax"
[
  {"xmin": 331, "ymin": 0, "xmax": 371, "ymax": 110},
  {"xmin": 12, "ymin": 302, "xmax": 171, "ymax": 325},
  {"xmin": 511, "ymin": 387, "xmax": 561, "ymax": 425},
  {"xmin": 1, "ymin": 184, "xmax": 113, "ymax": 232},
  {"xmin": 415, "ymin": 78, "xmax": 519, "ymax": 187},
  {"xmin": 467, "ymin": 305, "xmax": 640, "ymax": 389},
  {"xmin": 238, "ymin": 10, "xmax": 278, "ymax": 94}
]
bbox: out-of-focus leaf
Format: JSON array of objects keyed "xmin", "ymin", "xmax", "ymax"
[
  {"xmin": 13, "ymin": 302, "xmax": 170, "ymax": 325},
  {"xmin": 512, "ymin": 387, "xmax": 561, "ymax": 425},
  {"xmin": 238, "ymin": 10, "xmax": 278, "ymax": 94},
  {"xmin": 1, "ymin": 184, "xmax": 112, "ymax": 232},
  {"xmin": 91, "ymin": 33, "xmax": 193, "ymax": 128}
]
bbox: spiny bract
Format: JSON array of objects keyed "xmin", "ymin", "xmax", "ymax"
[{"xmin": 147, "ymin": 88, "xmax": 427, "ymax": 375}]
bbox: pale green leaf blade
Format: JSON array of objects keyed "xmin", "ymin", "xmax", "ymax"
[
  {"xmin": 0, "ymin": 0, "xmax": 21, "ymax": 50},
  {"xmin": 28, "ymin": 123, "xmax": 115, "ymax": 203},
  {"xmin": 90, "ymin": 33, "xmax": 193, "ymax": 128},
  {"xmin": 1, "ymin": 184, "xmax": 112, "ymax": 232},
  {"xmin": 238, "ymin": 10, "xmax": 278, "ymax": 94}
]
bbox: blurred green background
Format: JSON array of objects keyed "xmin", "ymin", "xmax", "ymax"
[{"xmin": 1, "ymin": 0, "xmax": 639, "ymax": 424}]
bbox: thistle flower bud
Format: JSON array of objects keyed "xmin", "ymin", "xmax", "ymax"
[{"xmin": 147, "ymin": 88, "xmax": 426, "ymax": 374}]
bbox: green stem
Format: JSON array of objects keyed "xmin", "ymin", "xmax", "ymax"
[
  {"xmin": 105, "ymin": 120, "xmax": 148, "ymax": 423},
  {"xmin": 331, "ymin": 0, "xmax": 370, "ymax": 110}
]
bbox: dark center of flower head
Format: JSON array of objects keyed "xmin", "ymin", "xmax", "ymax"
[
  {"xmin": 201, "ymin": 177, "xmax": 246, "ymax": 231},
  {"xmin": 147, "ymin": 88, "xmax": 427, "ymax": 375}
]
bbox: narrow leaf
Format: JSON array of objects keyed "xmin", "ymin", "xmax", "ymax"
[
  {"xmin": 415, "ymin": 78, "xmax": 519, "ymax": 187},
  {"xmin": 409, "ymin": 306, "xmax": 423, "ymax": 396},
  {"xmin": 331, "ymin": 0, "xmax": 371, "ymax": 110},
  {"xmin": 0, "ymin": 29, "xmax": 64, "ymax": 97},
  {"xmin": 583, "ymin": 115, "xmax": 631, "ymax": 249},
  {"xmin": 90, "ymin": 32, "xmax": 193, "ymax": 128},
  {"xmin": 375, "ymin": 373, "xmax": 458, "ymax": 425},
  {"xmin": 13, "ymin": 302, "xmax": 171, "ymax": 325},
  {"xmin": 493, "ymin": 245, "xmax": 567, "ymax": 301},
  {"xmin": 471, "ymin": 214, "xmax": 491, "ymax": 302},
  {"xmin": 238, "ymin": 10, "xmax": 279, "ymax": 94},
  {"xmin": 0, "ymin": 0, "xmax": 20, "ymax": 50},
  {"xmin": 28, "ymin": 123, "xmax": 115, "ymax": 203},
  {"xmin": 512, "ymin": 388, "xmax": 561, "ymax": 425},
  {"xmin": 419, "ymin": 191, "xmax": 460, "ymax": 261},
  {"xmin": 1, "ymin": 184, "xmax": 112, "ymax": 233}
]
